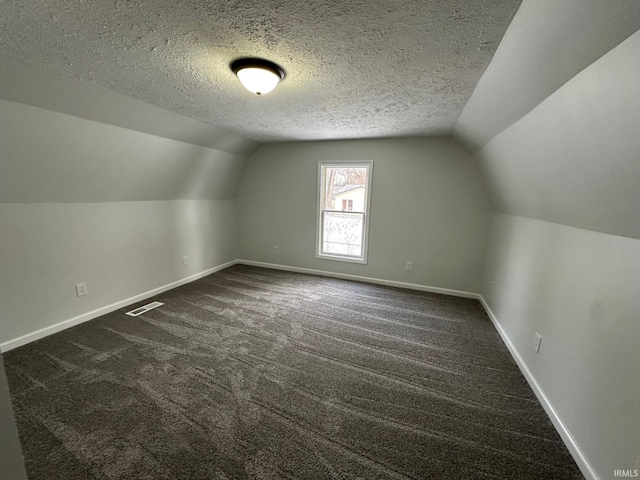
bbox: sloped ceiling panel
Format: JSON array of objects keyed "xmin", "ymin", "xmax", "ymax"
[
  {"xmin": 453, "ymin": 0, "xmax": 640, "ymax": 152},
  {"xmin": 476, "ymin": 31, "xmax": 640, "ymax": 240},
  {"xmin": 0, "ymin": 99, "xmax": 249, "ymax": 202},
  {"xmin": 0, "ymin": 55, "xmax": 259, "ymax": 156}
]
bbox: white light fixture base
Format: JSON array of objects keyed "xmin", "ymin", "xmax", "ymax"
[{"xmin": 231, "ymin": 58, "xmax": 285, "ymax": 95}]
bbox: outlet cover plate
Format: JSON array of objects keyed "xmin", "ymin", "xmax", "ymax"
[
  {"xmin": 533, "ymin": 333, "xmax": 542, "ymax": 353},
  {"xmin": 75, "ymin": 282, "xmax": 88, "ymax": 297}
]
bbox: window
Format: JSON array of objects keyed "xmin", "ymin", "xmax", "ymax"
[{"xmin": 317, "ymin": 161, "xmax": 372, "ymax": 263}]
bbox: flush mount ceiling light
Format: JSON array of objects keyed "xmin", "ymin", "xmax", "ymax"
[{"xmin": 230, "ymin": 58, "xmax": 285, "ymax": 95}]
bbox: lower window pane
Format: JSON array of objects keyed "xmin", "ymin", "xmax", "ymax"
[{"xmin": 322, "ymin": 211, "xmax": 363, "ymax": 257}]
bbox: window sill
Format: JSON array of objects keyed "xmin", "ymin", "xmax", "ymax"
[{"xmin": 316, "ymin": 253, "xmax": 368, "ymax": 265}]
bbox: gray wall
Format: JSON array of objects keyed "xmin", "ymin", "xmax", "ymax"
[
  {"xmin": 475, "ymin": 31, "xmax": 640, "ymax": 480},
  {"xmin": 237, "ymin": 137, "xmax": 492, "ymax": 293},
  {"xmin": 0, "ymin": 99, "xmax": 247, "ymax": 348},
  {"xmin": 0, "ymin": 355, "xmax": 28, "ymax": 480},
  {"xmin": 481, "ymin": 214, "xmax": 640, "ymax": 479},
  {"xmin": 0, "ymin": 200, "xmax": 238, "ymax": 348}
]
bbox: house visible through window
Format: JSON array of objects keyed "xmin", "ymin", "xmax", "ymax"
[
  {"xmin": 341, "ymin": 199, "xmax": 353, "ymax": 211},
  {"xmin": 317, "ymin": 161, "xmax": 372, "ymax": 263}
]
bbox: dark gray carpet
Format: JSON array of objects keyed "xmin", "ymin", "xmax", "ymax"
[{"xmin": 4, "ymin": 265, "xmax": 583, "ymax": 479}]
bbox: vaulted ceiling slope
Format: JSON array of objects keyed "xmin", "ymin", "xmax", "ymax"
[
  {"xmin": 476, "ymin": 30, "xmax": 640, "ymax": 240},
  {"xmin": 0, "ymin": 0, "xmax": 521, "ymax": 142},
  {"xmin": 0, "ymin": 55, "xmax": 259, "ymax": 156},
  {"xmin": 453, "ymin": 0, "xmax": 640, "ymax": 152},
  {"xmin": 0, "ymin": 97, "xmax": 250, "ymax": 202}
]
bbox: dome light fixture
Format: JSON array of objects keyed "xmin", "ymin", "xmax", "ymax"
[{"xmin": 230, "ymin": 58, "xmax": 285, "ymax": 95}]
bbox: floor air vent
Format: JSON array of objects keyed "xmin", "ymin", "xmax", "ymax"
[{"xmin": 126, "ymin": 301, "xmax": 164, "ymax": 317}]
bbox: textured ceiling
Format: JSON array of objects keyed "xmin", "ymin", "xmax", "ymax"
[{"xmin": 0, "ymin": 0, "xmax": 521, "ymax": 142}]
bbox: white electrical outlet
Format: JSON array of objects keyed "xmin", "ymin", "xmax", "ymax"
[
  {"xmin": 274, "ymin": 246, "xmax": 279, "ymax": 254},
  {"xmin": 405, "ymin": 261, "xmax": 413, "ymax": 271},
  {"xmin": 533, "ymin": 333, "xmax": 542, "ymax": 353},
  {"xmin": 75, "ymin": 282, "xmax": 88, "ymax": 297},
  {"xmin": 183, "ymin": 255, "xmax": 188, "ymax": 265}
]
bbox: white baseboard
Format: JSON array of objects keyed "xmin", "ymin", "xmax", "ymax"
[
  {"xmin": 0, "ymin": 260, "xmax": 238, "ymax": 353},
  {"xmin": 236, "ymin": 260, "xmax": 479, "ymax": 299},
  {"xmin": 477, "ymin": 295, "xmax": 598, "ymax": 480}
]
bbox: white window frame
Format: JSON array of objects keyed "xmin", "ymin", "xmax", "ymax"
[{"xmin": 316, "ymin": 161, "xmax": 373, "ymax": 264}]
